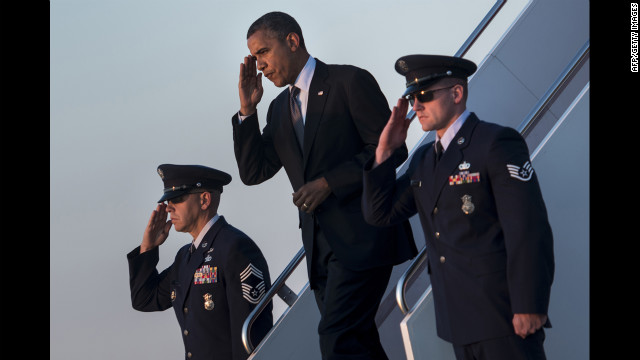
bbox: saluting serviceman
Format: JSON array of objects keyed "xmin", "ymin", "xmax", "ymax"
[
  {"xmin": 127, "ymin": 164, "xmax": 272, "ymax": 360},
  {"xmin": 362, "ymin": 55, "xmax": 555, "ymax": 360}
]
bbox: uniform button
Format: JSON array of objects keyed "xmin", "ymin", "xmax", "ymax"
[
  {"xmin": 435, "ymin": 232, "xmax": 440, "ymax": 239},
  {"xmin": 183, "ymin": 307, "xmax": 188, "ymax": 314},
  {"xmin": 183, "ymin": 329, "xmax": 189, "ymax": 336},
  {"xmin": 187, "ymin": 352, "xmax": 192, "ymax": 358},
  {"xmin": 440, "ymin": 256, "xmax": 446, "ymax": 263},
  {"xmin": 433, "ymin": 207, "xmax": 438, "ymax": 215}
]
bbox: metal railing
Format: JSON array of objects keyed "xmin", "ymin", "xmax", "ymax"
[
  {"xmin": 396, "ymin": 38, "xmax": 590, "ymax": 315},
  {"xmin": 405, "ymin": 0, "xmax": 507, "ymax": 123},
  {"xmin": 396, "ymin": 0, "xmax": 508, "ymax": 315},
  {"xmin": 517, "ymin": 40, "xmax": 590, "ymax": 136},
  {"xmin": 241, "ymin": 246, "xmax": 306, "ymax": 354}
]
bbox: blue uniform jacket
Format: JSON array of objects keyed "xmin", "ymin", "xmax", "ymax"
[
  {"xmin": 362, "ymin": 113, "xmax": 554, "ymax": 345},
  {"xmin": 127, "ymin": 216, "xmax": 273, "ymax": 360}
]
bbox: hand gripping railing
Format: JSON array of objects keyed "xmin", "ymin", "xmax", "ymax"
[
  {"xmin": 242, "ymin": 246, "xmax": 306, "ymax": 354},
  {"xmin": 396, "ymin": 0, "xmax": 507, "ymax": 315},
  {"xmin": 396, "ymin": 36, "xmax": 590, "ymax": 315}
]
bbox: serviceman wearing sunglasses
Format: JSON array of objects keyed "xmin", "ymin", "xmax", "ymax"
[{"xmin": 362, "ymin": 55, "xmax": 555, "ymax": 360}]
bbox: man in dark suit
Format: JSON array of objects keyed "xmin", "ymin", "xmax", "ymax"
[
  {"xmin": 362, "ymin": 55, "xmax": 555, "ymax": 360},
  {"xmin": 231, "ymin": 11, "xmax": 417, "ymax": 360},
  {"xmin": 127, "ymin": 164, "xmax": 272, "ymax": 360}
]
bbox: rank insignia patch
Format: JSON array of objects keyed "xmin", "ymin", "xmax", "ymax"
[
  {"xmin": 507, "ymin": 161, "xmax": 534, "ymax": 181},
  {"xmin": 193, "ymin": 265, "xmax": 217, "ymax": 285},
  {"xmin": 449, "ymin": 171, "xmax": 480, "ymax": 185},
  {"xmin": 240, "ymin": 263, "xmax": 266, "ymax": 304}
]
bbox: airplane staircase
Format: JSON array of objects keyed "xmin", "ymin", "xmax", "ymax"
[{"xmin": 242, "ymin": 0, "xmax": 589, "ymax": 358}]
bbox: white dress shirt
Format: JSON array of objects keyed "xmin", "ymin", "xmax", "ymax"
[
  {"xmin": 191, "ymin": 213, "xmax": 220, "ymax": 249},
  {"xmin": 436, "ymin": 109, "xmax": 471, "ymax": 151}
]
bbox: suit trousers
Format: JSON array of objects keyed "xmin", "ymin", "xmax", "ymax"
[
  {"xmin": 310, "ymin": 217, "xmax": 392, "ymax": 360},
  {"xmin": 452, "ymin": 329, "xmax": 547, "ymax": 360}
]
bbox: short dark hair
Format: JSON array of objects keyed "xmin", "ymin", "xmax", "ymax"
[{"xmin": 247, "ymin": 11, "xmax": 306, "ymax": 50}]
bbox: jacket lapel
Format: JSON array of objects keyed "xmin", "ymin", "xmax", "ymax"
[
  {"xmin": 178, "ymin": 216, "xmax": 227, "ymax": 309},
  {"xmin": 303, "ymin": 60, "xmax": 330, "ymax": 166}
]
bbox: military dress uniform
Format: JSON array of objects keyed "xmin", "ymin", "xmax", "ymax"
[
  {"xmin": 127, "ymin": 164, "xmax": 273, "ymax": 360},
  {"xmin": 362, "ymin": 55, "xmax": 554, "ymax": 358}
]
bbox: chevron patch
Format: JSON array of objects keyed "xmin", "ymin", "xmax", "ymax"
[
  {"xmin": 240, "ymin": 263, "xmax": 266, "ymax": 304},
  {"xmin": 507, "ymin": 161, "xmax": 534, "ymax": 181}
]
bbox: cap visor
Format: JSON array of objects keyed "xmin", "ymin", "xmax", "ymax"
[
  {"xmin": 157, "ymin": 189, "xmax": 190, "ymax": 203},
  {"xmin": 402, "ymin": 79, "xmax": 439, "ymax": 98}
]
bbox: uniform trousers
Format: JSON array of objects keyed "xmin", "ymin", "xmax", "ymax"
[
  {"xmin": 452, "ymin": 329, "xmax": 546, "ymax": 360},
  {"xmin": 309, "ymin": 217, "xmax": 392, "ymax": 360}
]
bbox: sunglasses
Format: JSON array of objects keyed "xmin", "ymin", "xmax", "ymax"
[
  {"xmin": 167, "ymin": 194, "xmax": 189, "ymax": 204},
  {"xmin": 405, "ymin": 85, "xmax": 456, "ymax": 106}
]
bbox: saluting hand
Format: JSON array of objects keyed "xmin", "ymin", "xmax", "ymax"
[
  {"xmin": 140, "ymin": 203, "xmax": 172, "ymax": 253},
  {"xmin": 238, "ymin": 55, "xmax": 263, "ymax": 117},
  {"xmin": 292, "ymin": 177, "xmax": 331, "ymax": 214},
  {"xmin": 374, "ymin": 98, "xmax": 412, "ymax": 168}
]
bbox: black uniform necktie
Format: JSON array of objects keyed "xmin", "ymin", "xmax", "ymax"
[
  {"xmin": 290, "ymin": 86, "xmax": 304, "ymax": 149},
  {"xmin": 187, "ymin": 243, "xmax": 196, "ymax": 261},
  {"xmin": 435, "ymin": 141, "xmax": 444, "ymax": 162}
]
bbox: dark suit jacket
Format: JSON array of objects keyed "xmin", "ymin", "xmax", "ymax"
[
  {"xmin": 127, "ymin": 216, "xmax": 273, "ymax": 360},
  {"xmin": 232, "ymin": 59, "xmax": 417, "ymax": 277},
  {"xmin": 362, "ymin": 113, "xmax": 555, "ymax": 345}
]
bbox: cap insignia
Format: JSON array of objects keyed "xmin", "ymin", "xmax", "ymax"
[{"xmin": 397, "ymin": 59, "xmax": 409, "ymax": 72}]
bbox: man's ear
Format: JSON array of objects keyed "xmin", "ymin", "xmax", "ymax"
[
  {"xmin": 286, "ymin": 32, "xmax": 300, "ymax": 51},
  {"xmin": 200, "ymin": 192, "xmax": 211, "ymax": 209}
]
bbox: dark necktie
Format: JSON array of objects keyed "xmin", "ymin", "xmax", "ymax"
[
  {"xmin": 435, "ymin": 141, "xmax": 444, "ymax": 162},
  {"xmin": 290, "ymin": 86, "xmax": 304, "ymax": 149},
  {"xmin": 186, "ymin": 243, "xmax": 195, "ymax": 262}
]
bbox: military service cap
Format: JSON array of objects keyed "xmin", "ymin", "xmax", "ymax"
[
  {"xmin": 156, "ymin": 164, "xmax": 232, "ymax": 203},
  {"xmin": 395, "ymin": 54, "xmax": 477, "ymax": 97}
]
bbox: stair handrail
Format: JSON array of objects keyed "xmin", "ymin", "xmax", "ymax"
[
  {"xmin": 405, "ymin": 0, "xmax": 507, "ymax": 122},
  {"xmin": 517, "ymin": 40, "xmax": 590, "ymax": 135},
  {"xmin": 242, "ymin": 246, "xmax": 306, "ymax": 354}
]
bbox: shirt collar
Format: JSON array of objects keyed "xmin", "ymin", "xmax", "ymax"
[
  {"xmin": 192, "ymin": 214, "xmax": 220, "ymax": 249},
  {"xmin": 290, "ymin": 55, "xmax": 315, "ymax": 93},
  {"xmin": 436, "ymin": 109, "xmax": 471, "ymax": 151}
]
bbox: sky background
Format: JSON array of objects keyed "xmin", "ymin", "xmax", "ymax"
[{"xmin": 50, "ymin": 1, "xmax": 527, "ymax": 359}]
